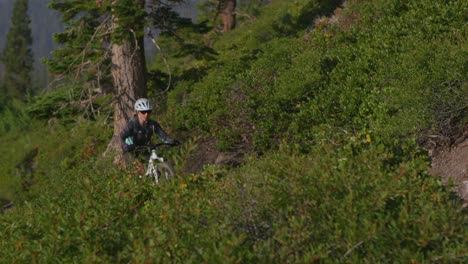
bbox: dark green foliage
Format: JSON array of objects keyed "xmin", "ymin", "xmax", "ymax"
[
  {"xmin": 26, "ymin": 81, "xmax": 114, "ymax": 124},
  {"xmin": 26, "ymin": 84, "xmax": 82, "ymax": 120},
  {"xmin": 1, "ymin": 0, "xmax": 34, "ymax": 101},
  {"xmin": 0, "ymin": 82, "xmax": 6, "ymax": 108},
  {"xmin": 146, "ymin": 9, "xmax": 217, "ymax": 98},
  {"xmin": 0, "ymin": 100, "xmax": 31, "ymax": 135},
  {"xmin": 0, "ymin": 0, "xmax": 64, "ymax": 85},
  {"xmin": 45, "ymin": 0, "xmax": 108, "ymax": 77},
  {"xmin": 46, "ymin": 0, "xmax": 200, "ymax": 85}
]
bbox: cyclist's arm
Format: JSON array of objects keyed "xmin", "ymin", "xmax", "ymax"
[
  {"xmin": 120, "ymin": 120, "xmax": 135, "ymax": 153},
  {"xmin": 151, "ymin": 121, "xmax": 175, "ymax": 145}
]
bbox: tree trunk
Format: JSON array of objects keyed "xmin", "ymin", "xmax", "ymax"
[
  {"xmin": 222, "ymin": 0, "xmax": 236, "ymax": 32},
  {"xmin": 105, "ymin": 24, "xmax": 147, "ymax": 163}
]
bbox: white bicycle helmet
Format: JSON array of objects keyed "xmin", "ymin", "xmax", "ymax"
[{"xmin": 134, "ymin": 98, "xmax": 153, "ymax": 111}]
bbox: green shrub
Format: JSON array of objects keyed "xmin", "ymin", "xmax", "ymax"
[
  {"xmin": 27, "ymin": 82, "xmax": 90, "ymax": 121},
  {"xmin": 170, "ymin": 0, "xmax": 467, "ymax": 151},
  {"xmin": 1, "ymin": 138, "xmax": 466, "ymax": 262},
  {"xmin": 202, "ymin": 140, "xmax": 466, "ymax": 262}
]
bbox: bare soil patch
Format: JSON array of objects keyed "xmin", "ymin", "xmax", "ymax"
[
  {"xmin": 183, "ymin": 136, "xmax": 250, "ymax": 175},
  {"xmin": 428, "ymin": 135, "xmax": 468, "ymax": 207}
]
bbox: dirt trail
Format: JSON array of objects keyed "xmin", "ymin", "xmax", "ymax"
[{"xmin": 428, "ymin": 137, "xmax": 468, "ymax": 207}]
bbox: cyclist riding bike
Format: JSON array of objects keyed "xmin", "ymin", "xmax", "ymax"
[{"xmin": 120, "ymin": 98, "xmax": 179, "ymax": 168}]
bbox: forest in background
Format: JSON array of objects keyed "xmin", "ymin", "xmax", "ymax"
[
  {"xmin": 0, "ymin": 0, "xmax": 202, "ymax": 86},
  {"xmin": 0, "ymin": 0, "xmax": 467, "ymax": 262},
  {"xmin": 0, "ymin": 0, "xmax": 63, "ymax": 84}
]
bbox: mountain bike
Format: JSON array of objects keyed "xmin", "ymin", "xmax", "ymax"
[{"xmin": 134, "ymin": 143, "xmax": 176, "ymax": 185}]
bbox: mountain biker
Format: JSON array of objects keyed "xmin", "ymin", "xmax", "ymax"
[{"xmin": 120, "ymin": 98, "xmax": 179, "ymax": 166}]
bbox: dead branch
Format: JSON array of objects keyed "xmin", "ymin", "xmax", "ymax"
[
  {"xmin": 343, "ymin": 240, "xmax": 364, "ymax": 258},
  {"xmin": 146, "ymin": 27, "xmax": 173, "ymax": 96}
]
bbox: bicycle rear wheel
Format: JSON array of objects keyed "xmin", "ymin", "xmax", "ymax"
[{"xmin": 152, "ymin": 162, "xmax": 175, "ymax": 184}]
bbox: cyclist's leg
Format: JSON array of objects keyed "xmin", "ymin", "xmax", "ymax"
[
  {"xmin": 123, "ymin": 151, "xmax": 135, "ymax": 165},
  {"xmin": 123, "ymin": 152, "xmax": 144, "ymax": 176},
  {"xmin": 135, "ymin": 154, "xmax": 147, "ymax": 176}
]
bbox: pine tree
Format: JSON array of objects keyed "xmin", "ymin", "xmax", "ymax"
[
  {"xmin": 0, "ymin": 0, "xmax": 34, "ymax": 102},
  {"xmin": 46, "ymin": 0, "xmax": 194, "ymax": 159}
]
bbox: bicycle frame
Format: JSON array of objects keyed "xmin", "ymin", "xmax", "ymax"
[
  {"xmin": 146, "ymin": 149, "xmax": 164, "ymax": 183},
  {"xmin": 141, "ymin": 143, "xmax": 175, "ymax": 185}
]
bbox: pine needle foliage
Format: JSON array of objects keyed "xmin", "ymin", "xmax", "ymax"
[{"xmin": 0, "ymin": 0, "xmax": 34, "ymax": 101}]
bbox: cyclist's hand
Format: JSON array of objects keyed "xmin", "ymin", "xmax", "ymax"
[
  {"xmin": 123, "ymin": 144, "xmax": 135, "ymax": 153},
  {"xmin": 147, "ymin": 143, "xmax": 156, "ymax": 150}
]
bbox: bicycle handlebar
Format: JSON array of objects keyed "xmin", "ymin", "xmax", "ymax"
[
  {"xmin": 134, "ymin": 142, "xmax": 177, "ymax": 152},
  {"xmin": 151, "ymin": 142, "xmax": 177, "ymax": 148}
]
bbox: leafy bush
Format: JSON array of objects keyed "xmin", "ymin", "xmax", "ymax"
[
  {"xmin": 169, "ymin": 0, "xmax": 467, "ymax": 151},
  {"xmin": 0, "ymin": 101, "xmax": 31, "ymax": 135},
  {"xmin": 0, "ymin": 101, "xmax": 33, "ymax": 199},
  {"xmin": 1, "ymin": 138, "xmax": 466, "ymax": 262},
  {"xmin": 26, "ymin": 82, "xmax": 97, "ymax": 121},
  {"xmin": 209, "ymin": 140, "xmax": 466, "ymax": 262}
]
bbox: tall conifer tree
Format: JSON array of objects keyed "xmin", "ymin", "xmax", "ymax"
[
  {"xmin": 1, "ymin": 0, "xmax": 34, "ymax": 102},
  {"xmin": 46, "ymin": 0, "xmax": 191, "ymax": 159}
]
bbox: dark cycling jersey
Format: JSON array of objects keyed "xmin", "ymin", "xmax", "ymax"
[{"xmin": 120, "ymin": 118, "xmax": 175, "ymax": 153}]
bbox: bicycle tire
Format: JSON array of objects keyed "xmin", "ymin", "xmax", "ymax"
[{"xmin": 152, "ymin": 162, "xmax": 175, "ymax": 184}]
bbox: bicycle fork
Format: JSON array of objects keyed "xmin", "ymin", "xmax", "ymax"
[{"xmin": 145, "ymin": 150, "xmax": 165, "ymax": 180}]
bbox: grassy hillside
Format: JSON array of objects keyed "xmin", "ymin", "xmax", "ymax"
[{"xmin": 1, "ymin": 0, "xmax": 467, "ymax": 262}]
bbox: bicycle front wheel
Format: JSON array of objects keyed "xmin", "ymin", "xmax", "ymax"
[{"xmin": 152, "ymin": 162, "xmax": 175, "ymax": 184}]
